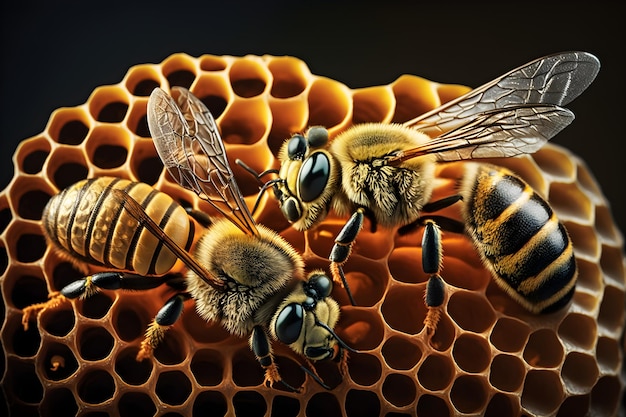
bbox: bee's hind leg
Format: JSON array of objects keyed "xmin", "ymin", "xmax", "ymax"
[
  {"xmin": 137, "ymin": 292, "xmax": 190, "ymax": 360},
  {"xmin": 421, "ymin": 220, "xmax": 446, "ymax": 338},
  {"xmin": 328, "ymin": 208, "xmax": 365, "ymax": 306}
]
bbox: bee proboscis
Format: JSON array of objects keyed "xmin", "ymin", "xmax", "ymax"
[{"xmin": 242, "ymin": 51, "xmax": 599, "ymax": 332}]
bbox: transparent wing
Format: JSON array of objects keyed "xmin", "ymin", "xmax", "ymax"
[
  {"xmin": 389, "ymin": 104, "xmax": 574, "ymax": 164},
  {"xmin": 405, "ymin": 51, "xmax": 599, "ymax": 137},
  {"xmin": 147, "ymin": 87, "xmax": 258, "ymax": 236}
]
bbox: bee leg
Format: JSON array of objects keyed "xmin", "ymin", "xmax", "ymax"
[
  {"xmin": 329, "ymin": 208, "xmax": 365, "ymax": 306},
  {"xmin": 421, "ymin": 219, "xmax": 446, "ymax": 337},
  {"xmin": 21, "ymin": 291, "xmax": 67, "ymax": 331},
  {"xmin": 137, "ymin": 293, "xmax": 188, "ymax": 361},
  {"xmin": 185, "ymin": 207, "xmax": 214, "ymax": 228},
  {"xmin": 421, "ymin": 194, "xmax": 463, "ymax": 213},
  {"xmin": 250, "ymin": 326, "xmax": 301, "ymax": 392}
]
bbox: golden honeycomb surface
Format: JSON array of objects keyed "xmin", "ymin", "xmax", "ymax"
[{"xmin": 0, "ymin": 53, "xmax": 624, "ymax": 417}]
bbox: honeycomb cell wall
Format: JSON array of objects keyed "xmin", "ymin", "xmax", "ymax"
[{"xmin": 1, "ymin": 53, "xmax": 624, "ymax": 417}]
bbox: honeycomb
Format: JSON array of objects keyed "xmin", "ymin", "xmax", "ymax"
[{"xmin": 1, "ymin": 53, "xmax": 624, "ymax": 417}]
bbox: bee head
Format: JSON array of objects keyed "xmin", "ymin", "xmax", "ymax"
[
  {"xmin": 271, "ymin": 272, "xmax": 355, "ymax": 361},
  {"xmin": 276, "ymin": 126, "xmax": 339, "ymax": 231}
]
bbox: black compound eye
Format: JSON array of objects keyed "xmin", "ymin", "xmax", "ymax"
[
  {"xmin": 298, "ymin": 152, "xmax": 330, "ymax": 203},
  {"xmin": 275, "ymin": 303, "xmax": 304, "ymax": 345},
  {"xmin": 306, "ymin": 126, "xmax": 329, "ymax": 148},
  {"xmin": 307, "ymin": 274, "xmax": 332, "ymax": 299},
  {"xmin": 287, "ymin": 134, "xmax": 307, "ymax": 160}
]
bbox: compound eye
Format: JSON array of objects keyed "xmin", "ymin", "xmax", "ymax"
[
  {"xmin": 275, "ymin": 303, "xmax": 304, "ymax": 345},
  {"xmin": 306, "ymin": 126, "xmax": 329, "ymax": 148},
  {"xmin": 281, "ymin": 197, "xmax": 302, "ymax": 223},
  {"xmin": 298, "ymin": 152, "xmax": 330, "ymax": 202},
  {"xmin": 287, "ymin": 134, "xmax": 307, "ymax": 160},
  {"xmin": 307, "ymin": 274, "xmax": 332, "ymax": 299}
]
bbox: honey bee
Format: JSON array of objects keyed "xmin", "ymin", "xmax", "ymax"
[
  {"xmin": 22, "ymin": 87, "xmax": 356, "ymax": 391},
  {"xmin": 242, "ymin": 51, "xmax": 600, "ymax": 330}
]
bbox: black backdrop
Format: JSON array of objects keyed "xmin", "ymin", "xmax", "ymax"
[{"xmin": 1, "ymin": 0, "xmax": 624, "ymax": 236}]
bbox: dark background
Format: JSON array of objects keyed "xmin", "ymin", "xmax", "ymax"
[{"xmin": 1, "ymin": 1, "xmax": 624, "ymax": 237}]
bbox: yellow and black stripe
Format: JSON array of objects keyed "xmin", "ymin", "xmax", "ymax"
[
  {"xmin": 42, "ymin": 177, "xmax": 193, "ymax": 276},
  {"xmin": 461, "ymin": 164, "xmax": 577, "ymax": 314}
]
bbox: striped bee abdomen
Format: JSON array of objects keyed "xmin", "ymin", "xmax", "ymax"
[
  {"xmin": 460, "ymin": 163, "xmax": 577, "ymax": 314},
  {"xmin": 42, "ymin": 177, "xmax": 193, "ymax": 276}
]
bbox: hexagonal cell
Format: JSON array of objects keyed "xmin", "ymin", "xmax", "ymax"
[
  {"xmin": 189, "ymin": 75, "xmax": 232, "ymax": 119},
  {"xmin": 228, "ymin": 58, "xmax": 271, "ymax": 98},
  {"xmin": 549, "ymin": 181, "xmax": 594, "ymax": 223},
  {"xmin": 450, "ymin": 375, "xmax": 489, "ymax": 414},
  {"xmin": 337, "ymin": 307, "xmax": 385, "ymax": 350},
  {"xmin": 347, "ymin": 352, "xmax": 382, "ymax": 387},
  {"xmin": 447, "ymin": 290, "xmax": 496, "ymax": 333},
  {"xmin": 155, "ymin": 370, "xmax": 192, "ymax": 406},
  {"xmin": 484, "ymin": 393, "xmax": 517, "ymax": 417},
  {"xmin": 270, "ymin": 395, "xmax": 300, "ymax": 417},
  {"xmin": 489, "ymin": 317, "xmax": 530, "ymax": 352},
  {"xmin": 218, "ymin": 98, "xmax": 271, "ymax": 145},
  {"xmin": 416, "ymin": 394, "xmax": 451, "ymax": 417},
  {"xmin": 232, "ymin": 345, "xmax": 264, "ymax": 387},
  {"xmin": 597, "ymin": 285, "xmax": 625, "ymax": 334},
  {"xmin": 381, "ymin": 335, "xmax": 422, "ymax": 370},
  {"xmin": 77, "ymin": 368, "xmax": 116, "ymax": 404},
  {"xmin": 5, "ymin": 312, "xmax": 41, "ymax": 357},
  {"xmin": 193, "ymin": 391, "xmax": 227, "ymax": 416},
  {"xmin": 15, "ymin": 136, "xmax": 50, "ymax": 176},
  {"xmin": 558, "ymin": 312, "xmax": 597, "ymax": 351},
  {"xmin": 561, "ymin": 352, "xmax": 599, "ymax": 393},
  {"xmin": 40, "ymin": 341, "xmax": 79, "ymax": 381},
  {"xmin": 390, "ymin": 75, "xmax": 441, "ymax": 123},
  {"xmin": 381, "ymin": 284, "xmax": 426, "ymax": 335},
  {"xmin": 418, "ymin": 353, "xmax": 454, "ymax": 391},
  {"xmin": 46, "ymin": 145, "xmax": 89, "ymax": 190},
  {"xmin": 523, "ymin": 328, "xmax": 565, "ymax": 367},
  {"xmin": 124, "ymin": 64, "xmax": 163, "ymax": 96},
  {"xmin": 162, "ymin": 53, "xmax": 198, "ymax": 89},
  {"xmin": 75, "ymin": 292, "xmax": 113, "ymax": 320},
  {"xmin": 85, "ymin": 125, "xmax": 131, "ymax": 169},
  {"xmin": 267, "ymin": 56, "xmax": 309, "ymax": 99},
  {"xmin": 190, "ymin": 348, "xmax": 224, "ymax": 386},
  {"xmin": 128, "ymin": 138, "xmax": 163, "ymax": 185},
  {"xmin": 594, "ymin": 204, "xmax": 621, "ymax": 243},
  {"xmin": 6, "ymin": 267, "xmax": 48, "ymax": 310},
  {"xmin": 307, "ymin": 78, "xmax": 352, "ymax": 132},
  {"xmin": 233, "ymin": 391, "xmax": 268, "ymax": 417},
  {"xmin": 153, "ymin": 328, "xmax": 188, "ymax": 366},
  {"xmin": 305, "ymin": 392, "xmax": 341, "ymax": 417},
  {"xmin": 88, "ymin": 85, "xmax": 130, "ymax": 123},
  {"xmin": 452, "ymin": 333, "xmax": 491, "ymax": 373},
  {"xmin": 596, "ymin": 336, "xmax": 621, "ymax": 374},
  {"xmin": 77, "ymin": 326, "xmax": 115, "ymax": 361},
  {"xmin": 118, "ymin": 391, "xmax": 156, "ymax": 417},
  {"xmin": 9, "ymin": 176, "xmax": 54, "ymax": 221},
  {"xmin": 532, "ymin": 145, "xmax": 577, "ymax": 180},
  {"xmin": 126, "ymin": 99, "xmax": 151, "ymax": 138},
  {"xmin": 382, "ymin": 373, "xmax": 417, "ymax": 407},
  {"xmin": 589, "ymin": 375, "xmax": 621, "ymax": 416},
  {"xmin": 40, "ymin": 387, "xmax": 78, "ymax": 417},
  {"xmin": 46, "ymin": 106, "xmax": 91, "ymax": 145},
  {"xmin": 351, "ymin": 86, "xmax": 395, "ymax": 124},
  {"xmin": 199, "ymin": 54, "xmax": 228, "ymax": 72},
  {"xmin": 489, "ymin": 353, "xmax": 526, "ymax": 392},
  {"xmin": 4, "ymin": 221, "xmax": 46, "ymax": 264},
  {"xmin": 521, "ymin": 370, "xmax": 564, "ymax": 416},
  {"xmin": 115, "ymin": 346, "xmax": 153, "ymax": 385},
  {"xmin": 38, "ymin": 304, "xmax": 75, "ymax": 337}
]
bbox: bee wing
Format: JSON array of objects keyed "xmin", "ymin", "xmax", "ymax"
[
  {"xmin": 389, "ymin": 104, "xmax": 574, "ymax": 163},
  {"xmin": 147, "ymin": 87, "xmax": 258, "ymax": 236},
  {"xmin": 405, "ymin": 51, "xmax": 599, "ymax": 137}
]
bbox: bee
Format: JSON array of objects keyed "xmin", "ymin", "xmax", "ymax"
[
  {"xmin": 22, "ymin": 87, "xmax": 356, "ymax": 391},
  {"xmin": 241, "ymin": 51, "xmax": 600, "ymax": 330}
]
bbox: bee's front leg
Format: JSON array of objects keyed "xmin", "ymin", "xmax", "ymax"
[
  {"xmin": 421, "ymin": 219, "xmax": 446, "ymax": 337},
  {"xmin": 328, "ymin": 208, "xmax": 364, "ymax": 306},
  {"xmin": 250, "ymin": 326, "xmax": 301, "ymax": 392}
]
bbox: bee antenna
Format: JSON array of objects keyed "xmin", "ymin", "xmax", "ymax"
[
  {"xmin": 314, "ymin": 317, "xmax": 358, "ymax": 353},
  {"xmin": 299, "ymin": 365, "xmax": 331, "ymax": 390},
  {"xmin": 235, "ymin": 159, "xmax": 279, "ymax": 185},
  {"xmin": 250, "ymin": 178, "xmax": 283, "ymax": 216}
]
